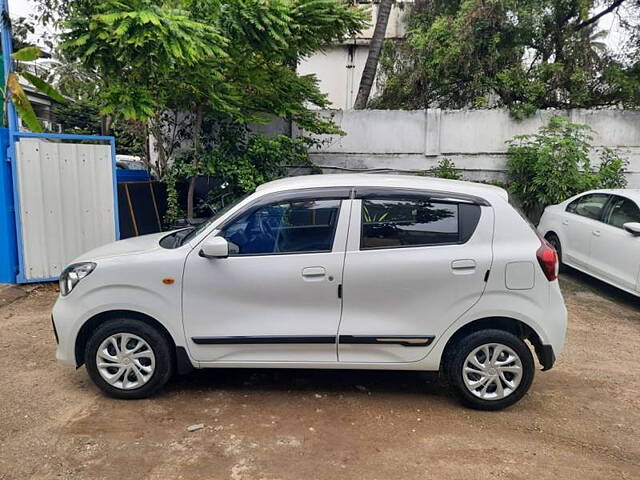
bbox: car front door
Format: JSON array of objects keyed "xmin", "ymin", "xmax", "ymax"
[
  {"xmin": 563, "ymin": 193, "xmax": 610, "ymax": 268},
  {"xmin": 337, "ymin": 189, "xmax": 494, "ymax": 363},
  {"xmin": 182, "ymin": 189, "xmax": 351, "ymax": 363},
  {"xmin": 588, "ymin": 195, "xmax": 640, "ymax": 291}
]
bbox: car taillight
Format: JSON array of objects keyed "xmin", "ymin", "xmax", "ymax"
[{"xmin": 536, "ymin": 238, "xmax": 558, "ymax": 281}]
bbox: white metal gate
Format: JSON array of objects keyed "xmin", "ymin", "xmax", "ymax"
[{"xmin": 13, "ymin": 133, "xmax": 118, "ymax": 282}]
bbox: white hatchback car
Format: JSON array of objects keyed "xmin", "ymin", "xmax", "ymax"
[
  {"xmin": 538, "ymin": 189, "xmax": 640, "ymax": 297},
  {"xmin": 52, "ymin": 175, "xmax": 567, "ymax": 410}
]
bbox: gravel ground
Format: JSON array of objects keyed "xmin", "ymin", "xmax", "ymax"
[{"xmin": 0, "ymin": 270, "xmax": 638, "ymax": 480}]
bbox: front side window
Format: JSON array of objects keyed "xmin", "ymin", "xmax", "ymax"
[
  {"xmin": 604, "ymin": 196, "xmax": 640, "ymax": 228},
  {"xmin": 361, "ymin": 198, "xmax": 459, "ymax": 249},
  {"xmin": 566, "ymin": 194, "xmax": 609, "ymax": 220},
  {"xmin": 220, "ymin": 199, "xmax": 341, "ymax": 255}
]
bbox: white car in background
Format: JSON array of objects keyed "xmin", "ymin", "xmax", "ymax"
[
  {"xmin": 52, "ymin": 175, "xmax": 567, "ymax": 410},
  {"xmin": 538, "ymin": 189, "xmax": 640, "ymax": 297}
]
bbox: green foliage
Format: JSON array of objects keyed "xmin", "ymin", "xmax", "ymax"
[
  {"xmin": 11, "ymin": 46, "xmax": 41, "ymax": 61},
  {"xmin": 431, "ymin": 158, "xmax": 461, "ymax": 180},
  {"xmin": 372, "ymin": 0, "xmax": 640, "ymax": 114},
  {"xmin": 506, "ymin": 116, "xmax": 628, "ymax": 221},
  {"xmin": 164, "ymin": 126, "xmax": 316, "ymax": 223},
  {"xmin": 57, "ymin": 0, "xmax": 367, "ymax": 132},
  {"xmin": 2, "ymin": 46, "xmax": 66, "ymax": 131},
  {"xmin": 61, "ymin": 0, "xmax": 228, "ymax": 122},
  {"xmin": 20, "ymin": 72, "xmax": 67, "ymax": 103}
]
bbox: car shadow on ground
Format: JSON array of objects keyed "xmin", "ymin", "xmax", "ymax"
[
  {"xmin": 560, "ymin": 266, "xmax": 640, "ymax": 310},
  {"xmin": 166, "ymin": 367, "xmax": 447, "ymax": 400}
]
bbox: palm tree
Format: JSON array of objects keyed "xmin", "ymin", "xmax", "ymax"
[{"xmin": 353, "ymin": 0, "xmax": 394, "ymax": 109}]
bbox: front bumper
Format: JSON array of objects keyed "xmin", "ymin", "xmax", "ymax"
[{"xmin": 51, "ymin": 297, "xmax": 81, "ymax": 367}]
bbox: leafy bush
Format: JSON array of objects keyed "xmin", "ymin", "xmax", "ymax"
[
  {"xmin": 431, "ymin": 158, "xmax": 461, "ymax": 180},
  {"xmin": 506, "ymin": 116, "xmax": 627, "ymax": 222},
  {"xmin": 164, "ymin": 129, "xmax": 315, "ymax": 223}
]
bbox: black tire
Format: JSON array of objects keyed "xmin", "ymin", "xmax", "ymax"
[
  {"xmin": 446, "ymin": 329, "xmax": 535, "ymax": 411},
  {"xmin": 545, "ymin": 233, "xmax": 564, "ymax": 271},
  {"xmin": 85, "ymin": 318, "xmax": 174, "ymax": 399}
]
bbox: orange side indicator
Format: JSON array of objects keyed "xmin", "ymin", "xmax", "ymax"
[{"xmin": 162, "ymin": 277, "xmax": 175, "ymax": 285}]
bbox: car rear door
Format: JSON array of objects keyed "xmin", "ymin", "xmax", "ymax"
[
  {"xmin": 337, "ymin": 188, "xmax": 494, "ymax": 363},
  {"xmin": 588, "ymin": 195, "xmax": 640, "ymax": 291}
]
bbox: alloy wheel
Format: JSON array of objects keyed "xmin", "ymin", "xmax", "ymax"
[
  {"xmin": 462, "ymin": 343, "xmax": 523, "ymax": 400},
  {"xmin": 95, "ymin": 333, "xmax": 156, "ymax": 390}
]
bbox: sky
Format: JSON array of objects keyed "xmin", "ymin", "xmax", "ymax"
[
  {"xmin": 5, "ymin": 0, "xmax": 633, "ymax": 54},
  {"xmin": 9, "ymin": 0, "xmax": 36, "ymax": 19}
]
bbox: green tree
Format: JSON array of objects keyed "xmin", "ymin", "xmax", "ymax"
[
  {"xmin": 506, "ymin": 116, "xmax": 627, "ymax": 221},
  {"xmin": 51, "ymin": 0, "xmax": 367, "ymax": 219},
  {"xmin": 371, "ymin": 0, "xmax": 640, "ymax": 115}
]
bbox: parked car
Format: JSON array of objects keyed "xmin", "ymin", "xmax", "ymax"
[
  {"xmin": 538, "ymin": 189, "xmax": 640, "ymax": 297},
  {"xmin": 52, "ymin": 175, "xmax": 567, "ymax": 410}
]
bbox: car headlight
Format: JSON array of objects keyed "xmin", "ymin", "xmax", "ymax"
[{"xmin": 59, "ymin": 262, "xmax": 96, "ymax": 296}]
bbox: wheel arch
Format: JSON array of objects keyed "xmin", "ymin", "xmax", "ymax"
[
  {"xmin": 439, "ymin": 316, "xmax": 552, "ymax": 371},
  {"xmin": 74, "ymin": 309, "xmax": 177, "ymax": 368}
]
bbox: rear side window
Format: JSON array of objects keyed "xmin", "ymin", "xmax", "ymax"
[
  {"xmin": 604, "ymin": 196, "xmax": 640, "ymax": 228},
  {"xmin": 566, "ymin": 194, "xmax": 610, "ymax": 220},
  {"xmin": 221, "ymin": 199, "xmax": 341, "ymax": 255},
  {"xmin": 360, "ymin": 197, "xmax": 479, "ymax": 249}
]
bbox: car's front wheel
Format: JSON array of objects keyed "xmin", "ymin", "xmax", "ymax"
[
  {"xmin": 447, "ymin": 329, "xmax": 535, "ymax": 410},
  {"xmin": 85, "ymin": 318, "xmax": 174, "ymax": 399}
]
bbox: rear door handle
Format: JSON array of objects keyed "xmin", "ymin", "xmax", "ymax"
[
  {"xmin": 451, "ymin": 259, "xmax": 476, "ymax": 273},
  {"xmin": 562, "ymin": 219, "xmax": 569, "ymax": 225},
  {"xmin": 302, "ymin": 266, "xmax": 326, "ymax": 280},
  {"xmin": 592, "ymin": 230, "xmax": 601, "ymax": 237}
]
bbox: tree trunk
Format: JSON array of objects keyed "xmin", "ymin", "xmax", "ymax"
[
  {"xmin": 149, "ymin": 121, "xmax": 168, "ymax": 179},
  {"xmin": 186, "ymin": 102, "xmax": 205, "ymax": 222},
  {"xmin": 100, "ymin": 115, "xmax": 113, "ymax": 136},
  {"xmin": 353, "ymin": 0, "xmax": 393, "ymax": 110}
]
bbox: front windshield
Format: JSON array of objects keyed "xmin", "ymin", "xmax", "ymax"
[{"xmin": 180, "ymin": 193, "xmax": 250, "ymax": 245}]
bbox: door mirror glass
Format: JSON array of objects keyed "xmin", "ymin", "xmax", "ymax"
[
  {"xmin": 199, "ymin": 236, "xmax": 229, "ymax": 258},
  {"xmin": 622, "ymin": 222, "xmax": 640, "ymax": 236}
]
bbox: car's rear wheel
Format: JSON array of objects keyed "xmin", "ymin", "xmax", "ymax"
[
  {"xmin": 447, "ymin": 329, "xmax": 534, "ymax": 410},
  {"xmin": 85, "ymin": 318, "xmax": 173, "ymax": 399}
]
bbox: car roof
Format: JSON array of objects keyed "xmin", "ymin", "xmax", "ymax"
[
  {"xmin": 256, "ymin": 174, "xmax": 508, "ymax": 201},
  {"xmin": 573, "ymin": 189, "xmax": 640, "ymax": 203}
]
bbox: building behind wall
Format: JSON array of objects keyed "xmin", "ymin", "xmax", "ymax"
[{"xmin": 297, "ymin": 1, "xmax": 410, "ymax": 110}]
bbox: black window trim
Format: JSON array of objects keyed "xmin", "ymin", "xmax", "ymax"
[
  {"xmin": 354, "ymin": 187, "xmax": 490, "ymax": 206},
  {"xmin": 217, "ymin": 187, "xmax": 350, "ymax": 257},
  {"xmin": 565, "ymin": 193, "xmax": 612, "ymax": 222},
  {"xmin": 601, "ymin": 194, "xmax": 640, "ymax": 230},
  {"xmin": 358, "ymin": 196, "xmax": 480, "ymax": 251}
]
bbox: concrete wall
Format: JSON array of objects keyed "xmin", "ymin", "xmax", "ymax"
[{"xmin": 304, "ymin": 109, "xmax": 640, "ymax": 187}]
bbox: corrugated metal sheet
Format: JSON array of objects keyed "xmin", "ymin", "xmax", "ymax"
[{"xmin": 16, "ymin": 138, "xmax": 116, "ymax": 280}]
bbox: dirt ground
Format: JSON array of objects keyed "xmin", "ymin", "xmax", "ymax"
[{"xmin": 0, "ymin": 270, "xmax": 638, "ymax": 480}]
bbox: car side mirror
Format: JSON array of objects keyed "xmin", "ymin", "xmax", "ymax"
[
  {"xmin": 622, "ymin": 222, "xmax": 640, "ymax": 236},
  {"xmin": 199, "ymin": 236, "xmax": 229, "ymax": 258}
]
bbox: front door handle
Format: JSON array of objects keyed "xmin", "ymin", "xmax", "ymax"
[
  {"xmin": 592, "ymin": 230, "xmax": 601, "ymax": 237},
  {"xmin": 451, "ymin": 259, "xmax": 476, "ymax": 273},
  {"xmin": 302, "ymin": 266, "xmax": 326, "ymax": 280}
]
